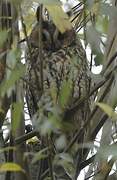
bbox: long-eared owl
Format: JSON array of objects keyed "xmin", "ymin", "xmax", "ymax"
[
  {"xmin": 25, "ymin": 0, "xmax": 91, "ymax": 160},
  {"xmin": 25, "ymin": 5, "xmax": 91, "ymax": 135},
  {"xmin": 25, "ymin": 4, "xmax": 91, "ymax": 180}
]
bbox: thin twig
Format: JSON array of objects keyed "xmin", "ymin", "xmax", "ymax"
[
  {"xmin": 85, "ymin": 171, "xmax": 100, "ymax": 180},
  {"xmin": 38, "ymin": 4, "xmax": 43, "ymax": 93},
  {"xmin": 90, "ymin": 52, "xmax": 93, "ymax": 71},
  {"xmin": 36, "ymin": 144, "xmax": 45, "ymax": 180},
  {"xmin": 14, "ymin": 130, "xmax": 39, "ymax": 145},
  {"xmin": 40, "ymin": 169, "xmax": 49, "ymax": 179},
  {"xmin": 72, "ymin": 2, "xmax": 84, "ymax": 12},
  {"xmin": 71, "ymin": 12, "xmax": 82, "ymax": 23},
  {"xmin": 19, "ymin": 6, "xmax": 32, "ymax": 57},
  {"xmin": 47, "ymin": 136, "xmax": 54, "ymax": 180},
  {"xmin": 80, "ymin": 154, "xmax": 95, "ymax": 170},
  {"xmin": 102, "ymin": 51, "xmax": 117, "ymax": 74},
  {"xmin": 76, "ymin": 15, "xmax": 90, "ymax": 32},
  {"xmin": 5, "ymin": 63, "xmax": 35, "ymax": 89}
]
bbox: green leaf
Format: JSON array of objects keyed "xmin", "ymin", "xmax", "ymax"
[
  {"xmin": 93, "ymin": 51, "xmax": 103, "ymax": 66},
  {"xmin": 39, "ymin": 0, "xmax": 72, "ymax": 33},
  {"xmin": 58, "ymin": 153, "xmax": 73, "ymax": 163},
  {"xmin": 55, "ymin": 135, "xmax": 67, "ymax": 150},
  {"xmin": 26, "ymin": 136, "xmax": 39, "ymax": 144},
  {"xmin": 0, "ymin": 63, "xmax": 25, "ymax": 97},
  {"xmin": 96, "ymin": 102, "xmax": 117, "ymax": 121},
  {"xmin": 12, "ymin": 102, "xmax": 23, "ymax": 135},
  {"xmin": 90, "ymin": 0, "xmax": 100, "ymax": 17},
  {"xmin": 32, "ymin": 147, "xmax": 48, "ymax": 164},
  {"xmin": 86, "ymin": 0, "xmax": 95, "ymax": 9},
  {"xmin": 40, "ymin": 115, "xmax": 61, "ymax": 135},
  {"xmin": 0, "ymin": 30, "xmax": 8, "ymax": 47},
  {"xmin": 11, "ymin": 0, "xmax": 23, "ymax": 7},
  {"xmin": 86, "ymin": 25, "xmax": 103, "ymax": 65},
  {"xmin": 0, "ymin": 163, "xmax": 25, "ymax": 173},
  {"xmin": 96, "ymin": 16, "xmax": 109, "ymax": 34},
  {"xmin": 6, "ymin": 48, "xmax": 22, "ymax": 81},
  {"xmin": 100, "ymin": 3, "xmax": 117, "ymax": 18},
  {"xmin": 0, "ymin": 108, "xmax": 4, "ymax": 114},
  {"xmin": 6, "ymin": 49, "xmax": 21, "ymax": 71},
  {"xmin": 39, "ymin": 0, "xmax": 60, "ymax": 5},
  {"xmin": 59, "ymin": 79, "xmax": 72, "ymax": 109},
  {"xmin": 96, "ymin": 144, "xmax": 117, "ymax": 161},
  {"xmin": 40, "ymin": 117, "xmax": 53, "ymax": 135},
  {"xmin": 0, "ymin": 147, "xmax": 16, "ymax": 154},
  {"xmin": 86, "ymin": 25, "xmax": 101, "ymax": 53},
  {"xmin": 54, "ymin": 152, "xmax": 74, "ymax": 177},
  {"xmin": 45, "ymin": 5, "xmax": 72, "ymax": 33}
]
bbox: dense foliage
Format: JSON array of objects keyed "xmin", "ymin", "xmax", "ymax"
[{"xmin": 0, "ymin": 0, "xmax": 117, "ymax": 180}]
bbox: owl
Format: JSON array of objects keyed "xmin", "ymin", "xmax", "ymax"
[
  {"xmin": 25, "ymin": 5, "xmax": 90, "ymax": 180},
  {"xmin": 26, "ymin": 24, "xmax": 90, "ymax": 124}
]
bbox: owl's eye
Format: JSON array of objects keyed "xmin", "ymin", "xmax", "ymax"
[
  {"xmin": 42, "ymin": 29, "xmax": 52, "ymax": 44},
  {"xmin": 42, "ymin": 33, "xmax": 46, "ymax": 41},
  {"xmin": 42, "ymin": 31, "xmax": 49, "ymax": 41}
]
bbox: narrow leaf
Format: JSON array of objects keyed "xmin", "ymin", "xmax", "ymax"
[
  {"xmin": 96, "ymin": 102, "xmax": 117, "ymax": 120},
  {"xmin": 0, "ymin": 163, "xmax": 25, "ymax": 173},
  {"xmin": 59, "ymin": 153, "xmax": 73, "ymax": 163},
  {"xmin": 39, "ymin": 0, "xmax": 60, "ymax": 5},
  {"xmin": 45, "ymin": 5, "xmax": 72, "ymax": 33},
  {"xmin": 12, "ymin": 102, "xmax": 23, "ymax": 135},
  {"xmin": 59, "ymin": 79, "xmax": 72, "ymax": 109},
  {"xmin": 39, "ymin": 0, "xmax": 72, "ymax": 33},
  {"xmin": 0, "ymin": 147, "xmax": 16, "ymax": 154},
  {"xmin": 0, "ymin": 30, "xmax": 8, "ymax": 47},
  {"xmin": 0, "ymin": 63, "xmax": 25, "ymax": 97},
  {"xmin": 32, "ymin": 147, "xmax": 48, "ymax": 164}
]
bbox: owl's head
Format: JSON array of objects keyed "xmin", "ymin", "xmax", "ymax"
[{"xmin": 29, "ymin": 5, "xmax": 76, "ymax": 51}]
